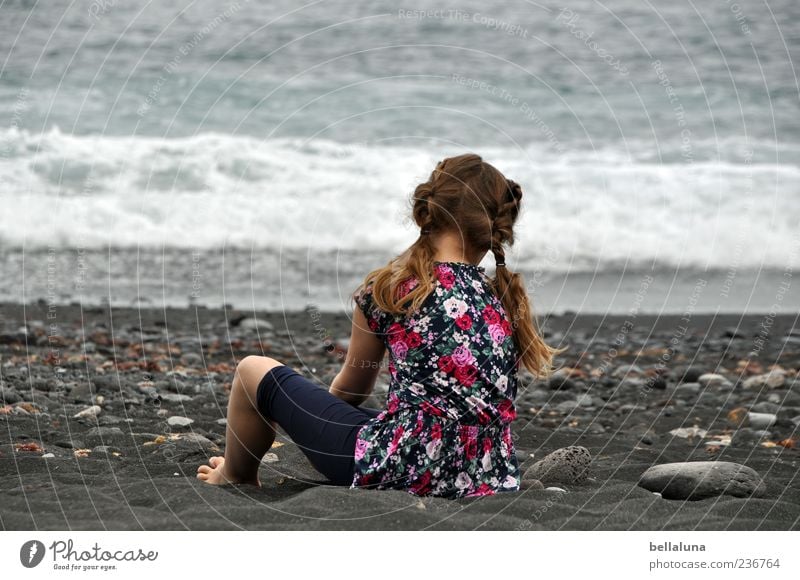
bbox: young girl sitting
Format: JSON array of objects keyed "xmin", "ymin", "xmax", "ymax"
[{"xmin": 197, "ymin": 153, "xmax": 559, "ymax": 498}]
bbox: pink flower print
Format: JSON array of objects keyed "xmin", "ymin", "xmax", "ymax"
[
  {"xmin": 451, "ymin": 345, "xmax": 474, "ymax": 367},
  {"xmin": 391, "ymin": 340, "xmax": 408, "ymax": 359},
  {"xmin": 435, "ymin": 264, "xmax": 456, "ymax": 289},
  {"xmin": 387, "ymin": 425, "xmax": 405, "ymax": 455},
  {"xmin": 354, "ymin": 438, "xmax": 369, "ymax": 461},
  {"xmin": 488, "ymin": 323, "xmax": 506, "ymax": 344}
]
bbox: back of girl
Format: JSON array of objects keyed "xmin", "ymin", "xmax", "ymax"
[{"xmin": 350, "ymin": 153, "xmax": 560, "ymax": 498}]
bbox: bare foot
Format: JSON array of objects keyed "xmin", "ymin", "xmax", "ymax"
[{"xmin": 196, "ymin": 456, "xmax": 261, "ymax": 486}]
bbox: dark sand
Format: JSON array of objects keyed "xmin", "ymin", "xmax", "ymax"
[{"xmin": 1, "ymin": 301, "xmax": 798, "ymax": 530}]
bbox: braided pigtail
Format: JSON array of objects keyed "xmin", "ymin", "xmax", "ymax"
[{"xmin": 491, "ymin": 179, "xmax": 560, "ymax": 377}]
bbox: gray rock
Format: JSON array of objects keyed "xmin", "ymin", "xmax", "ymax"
[
  {"xmin": 698, "ymin": 373, "xmax": 732, "ymax": 388},
  {"xmin": 167, "ymin": 416, "xmax": 194, "ymax": 428},
  {"xmin": 179, "ymin": 353, "xmax": 203, "ymax": 367},
  {"xmin": 747, "ymin": 412, "xmax": 777, "ymax": 430},
  {"xmin": 672, "ymin": 366, "xmax": 704, "ymax": 384},
  {"xmin": 73, "ymin": 405, "xmax": 102, "ymax": 419},
  {"xmin": 160, "ymin": 393, "xmax": 193, "ymax": 403},
  {"xmin": 238, "ymin": 317, "xmax": 274, "ymax": 332},
  {"xmin": 731, "ymin": 428, "xmax": 771, "ymax": 448},
  {"xmin": 521, "ymin": 478, "xmax": 545, "ymax": 490},
  {"xmin": 84, "ymin": 426, "xmax": 128, "ymax": 447},
  {"xmin": 638, "ymin": 461, "xmax": 766, "ymax": 500},
  {"xmin": 523, "ymin": 446, "xmax": 591, "ymax": 485},
  {"xmin": 0, "ymin": 386, "xmax": 22, "ymax": 404}
]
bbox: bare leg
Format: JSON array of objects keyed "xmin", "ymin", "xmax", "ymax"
[{"xmin": 197, "ymin": 356, "xmax": 283, "ymax": 486}]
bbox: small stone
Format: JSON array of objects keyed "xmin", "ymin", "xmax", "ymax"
[
  {"xmin": 41, "ymin": 453, "xmax": 55, "ymax": 459},
  {"xmin": 523, "ymin": 446, "xmax": 591, "ymax": 485},
  {"xmin": 180, "ymin": 353, "xmax": 203, "ymax": 367},
  {"xmin": 721, "ymin": 327, "xmax": 745, "ymax": 339},
  {"xmin": 743, "ymin": 370, "xmax": 786, "ymax": 389},
  {"xmin": 85, "ymin": 426, "xmax": 128, "ymax": 447},
  {"xmin": 747, "ymin": 412, "xmax": 777, "ymax": 430},
  {"xmin": 73, "ymin": 405, "xmax": 102, "ymax": 419},
  {"xmin": 216, "ymin": 418, "xmax": 227, "ymax": 426},
  {"xmin": 261, "ymin": 452, "xmax": 279, "ymax": 463},
  {"xmin": 698, "ymin": 373, "xmax": 731, "ymax": 388},
  {"xmin": 238, "ymin": 317, "xmax": 274, "ymax": 332},
  {"xmin": 672, "ymin": 366, "xmax": 704, "ymax": 384},
  {"xmin": 545, "ymin": 486, "xmax": 567, "ymax": 493},
  {"xmin": 160, "ymin": 393, "xmax": 193, "ymax": 403},
  {"xmin": 521, "ymin": 478, "xmax": 545, "ymax": 490},
  {"xmin": 669, "ymin": 427, "xmax": 707, "ymax": 439},
  {"xmin": 638, "ymin": 461, "xmax": 766, "ymax": 500},
  {"xmin": 167, "ymin": 416, "xmax": 194, "ymax": 428}
]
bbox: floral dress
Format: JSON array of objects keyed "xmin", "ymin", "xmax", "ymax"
[{"xmin": 350, "ymin": 261, "xmax": 521, "ymax": 499}]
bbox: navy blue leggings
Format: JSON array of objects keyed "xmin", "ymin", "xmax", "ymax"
[{"xmin": 255, "ymin": 364, "xmax": 381, "ymax": 485}]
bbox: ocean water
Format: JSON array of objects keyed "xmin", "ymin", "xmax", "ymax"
[{"xmin": 1, "ymin": 0, "xmax": 798, "ymax": 313}]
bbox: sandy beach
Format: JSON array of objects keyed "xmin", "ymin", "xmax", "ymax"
[{"xmin": 1, "ymin": 301, "xmax": 798, "ymax": 530}]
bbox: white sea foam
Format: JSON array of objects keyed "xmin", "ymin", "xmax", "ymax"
[{"xmin": 1, "ymin": 128, "xmax": 798, "ymax": 271}]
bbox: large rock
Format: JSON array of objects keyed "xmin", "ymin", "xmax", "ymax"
[
  {"xmin": 523, "ymin": 446, "xmax": 591, "ymax": 485},
  {"xmin": 638, "ymin": 461, "xmax": 766, "ymax": 500}
]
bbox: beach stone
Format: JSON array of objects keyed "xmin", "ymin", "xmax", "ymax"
[
  {"xmin": 179, "ymin": 353, "xmax": 203, "ymax": 367},
  {"xmin": 545, "ymin": 486, "xmax": 567, "ymax": 493},
  {"xmin": 523, "ymin": 446, "xmax": 590, "ymax": 485},
  {"xmin": 669, "ymin": 427, "xmax": 707, "ymax": 439},
  {"xmin": 85, "ymin": 426, "xmax": 128, "ymax": 447},
  {"xmin": 0, "ymin": 386, "xmax": 22, "ymax": 404},
  {"xmin": 160, "ymin": 393, "xmax": 193, "ymax": 403},
  {"xmin": 521, "ymin": 478, "xmax": 545, "ymax": 490},
  {"xmin": 698, "ymin": 373, "xmax": 731, "ymax": 388},
  {"xmin": 638, "ymin": 461, "xmax": 767, "ymax": 500},
  {"xmin": 612, "ymin": 364, "xmax": 645, "ymax": 378},
  {"xmin": 238, "ymin": 317, "xmax": 274, "ymax": 332},
  {"xmin": 555, "ymin": 400, "xmax": 579, "ymax": 413},
  {"xmin": 73, "ymin": 405, "xmax": 102, "ymax": 419},
  {"xmin": 548, "ymin": 376, "xmax": 576, "ymax": 391},
  {"xmin": 721, "ymin": 327, "xmax": 745, "ymax": 339},
  {"xmin": 731, "ymin": 428, "xmax": 771, "ymax": 448},
  {"xmin": 674, "ymin": 382, "xmax": 701, "ymax": 395},
  {"xmin": 751, "ymin": 401, "xmax": 781, "ymax": 414},
  {"xmin": 167, "ymin": 416, "xmax": 194, "ymax": 428},
  {"xmin": 673, "ymin": 366, "xmax": 704, "ymax": 384},
  {"xmin": 743, "ymin": 370, "xmax": 786, "ymax": 389},
  {"xmin": 747, "ymin": 412, "xmax": 777, "ymax": 430}
]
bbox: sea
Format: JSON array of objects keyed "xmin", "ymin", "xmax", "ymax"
[{"xmin": 1, "ymin": 0, "xmax": 799, "ymax": 315}]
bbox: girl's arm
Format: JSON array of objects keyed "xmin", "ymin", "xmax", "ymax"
[{"xmin": 329, "ymin": 306, "xmax": 386, "ymax": 406}]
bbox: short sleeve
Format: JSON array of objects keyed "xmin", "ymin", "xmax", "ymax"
[{"xmin": 353, "ymin": 283, "xmax": 389, "ymax": 336}]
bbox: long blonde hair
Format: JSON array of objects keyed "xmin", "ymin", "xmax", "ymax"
[{"xmin": 355, "ymin": 153, "xmax": 560, "ymax": 377}]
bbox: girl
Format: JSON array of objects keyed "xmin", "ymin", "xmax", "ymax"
[{"xmin": 197, "ymin": 153, "xmax": 559, "ymax": 498}]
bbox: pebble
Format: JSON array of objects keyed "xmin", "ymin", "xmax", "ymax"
[
  {"xmin": 73, "ymin": 405, "xmax": 102, "ymax": 419},
  {"xmin": 698, "ymin": 373, "xmax": 731, "ymax": 388},
  {"xmin": 545, "ymin": 486, "xmax": 567, "ymax": 493},
  {"xmin": 42, "ymin": 453, "xmax": 55, "ymax": 459},
  {"xmin": 180, "ymin": 353, "xmax": 203, "ymax": 367},
  {"xmin": 747, "ymin": 412, "xmax": 777, "ymax": 430},
  {"xmin": 0, "ymin": 386, "xmax": 22, "ymax": 404},
  {"xmin": 743, "ymin": 370, "xmax": 786, "ymax": 389},
  {"xmin": 85, "ymin": 426, "xmax": 127, "ymax": 446},
  {"xmin": 523, "ymin": 446, "xmax": 591, "ymax": 485},
  {"xmin": 160, "ymin": 393, "xmax": 193, "ymax": 403},
  {"xmin": 672, "ymin": 366, "xmax": 704, "ymax": 384},
  {"xmin": 721, "ymin": 327, "xmax": 746, "ymax": 339},
  {"xmin": 669, "ymin": 427, "xmax": 707, "ymax": 439},
  {"xmin": 521, "ymin": 478, "xmax": 545, "ymax": 490},
  {"xmin": 638, "ymin": 461, "xmax": 766, "ymax": 500},
  {"xmin": 238, "ymin": 317, "xmax": 274, "ymax": 332},
  {"xmin": 167, "ymin": 416, "xmax": 194, "ymax": 428},
  {"xmin": 216, "ymin": 418, "xmax": 228, "ymax": 426}
]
